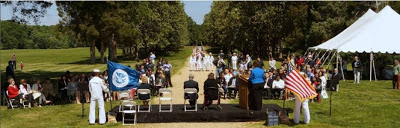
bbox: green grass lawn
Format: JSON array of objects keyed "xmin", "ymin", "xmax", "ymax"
[
  {"xmin": 1, "ymin": 47, "xmax": 192, "ymax": 85},
  {"xmin": 234, "ymin": 80, "xmax": 400, "ymax": 128},
  {"xmin": 2, "ymin": 47, "xmax": 400, "ymax": 127},
  {"xmin": 1, "ymin": 47, "xmax": 193, "ymax": 128}
]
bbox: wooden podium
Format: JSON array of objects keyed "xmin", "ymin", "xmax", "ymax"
[{"xmin": 239, "ymin": 74, "xmax": 250, "ymax": 110}]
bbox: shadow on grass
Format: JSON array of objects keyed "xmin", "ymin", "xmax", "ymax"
[
  {"xmin": 57, "ymin": 57, "xmax": 106, "ymax": 65},
  {"xmin": 2, "ymin": 70, "xmax": 96, "ymax": 106}
]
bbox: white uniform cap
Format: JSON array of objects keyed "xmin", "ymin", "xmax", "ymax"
[{"xmin": 93, "ymin": 69, "xmax": 100, "ymax": 73}]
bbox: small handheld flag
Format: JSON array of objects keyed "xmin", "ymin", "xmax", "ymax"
[{"xmin": 107, "ymin": 61, "xmax": 140, "ymax": 91}]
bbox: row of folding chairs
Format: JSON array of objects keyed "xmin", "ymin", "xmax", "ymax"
[
  {"xmin": 118, "ymin": 88, "xmax": 198, "ymax": 125},
  {"xmin": 5, "ymin": 91, "xmax": 30, "ymax": 109}
]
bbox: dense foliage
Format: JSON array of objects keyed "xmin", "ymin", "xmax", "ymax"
[
  {"xmin": 1, "ymin": 20, "xmax": 79, "ymax": 49},
  {"xmin": 56, "ymin": 1, "xmax": 189, "ymax": 63},
  {"xmin": 202, "ymin": 1, "xmax": 400, "ymax": 59}
]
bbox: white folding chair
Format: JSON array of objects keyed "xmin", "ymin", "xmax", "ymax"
[
  {"xmin": 137, "ymin": 89, "xmax": 151, "ymax": 112},
  {"xmin": 118, "ymin": 92, "xmax": 132, "ymax": 112},
  {"xmin": 159, "ymin": 88, "xmax": 173, "ymax": 112},
  {"xmin": 121, "ymin": 101, "xmax": 137, "ymax": 125},
  {"xmin": 184, "ymin": 88, "xmax": 198, "ymax": 112},
  {"xmin": 6, "ymin": 91, "xmax": 19, "ymax": 109}
]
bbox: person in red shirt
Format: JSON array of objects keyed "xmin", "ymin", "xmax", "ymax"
[
  {"xmin": 7, "ymin": 78, "xmax": 23, "ymax": 108},
  {"xmin": 295, "ymin": 55, "xmax": 304, "ymax": 70}
]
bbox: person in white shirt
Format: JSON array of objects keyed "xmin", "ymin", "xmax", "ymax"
[
  {"xmin": 89, "ymin": 69, "xmax": 109, "ymax": 125},
  {"xmin": 222, "ymin": 69, "xmax": 232, "ymax": 98},
  {"xmin": 203, "ymin": 53, "xmax": 209, "ymax": 71},
  {"xmin": 149, "ymin": 52, "xmax": 156, "ymax": 64},
  {"xmin": 231, "ymin": 53, "xmax": 238, "ymax": 70},
  {"xmin": 269, "ymin": 57, "xmax": 276, "ymax": 70},
  {"xmin": 272, "ymin": 75, "xmax": 285, "ymax": 99},
  {"xmin": 197, "ymin": 52, "xmax": 203, "ymax": 71},
  {"xmin": 19, "ymin": 79, "xmax": 35, "ymax": 108},
  {"xmin": 209, "ymin": 52, "xmax": 214, "ymax": 70},
  {"xmin": 190, "ymin": 54, "xmax": 196, "ymax": 71}
]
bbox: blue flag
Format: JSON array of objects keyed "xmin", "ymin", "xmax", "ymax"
[{"xmin": 107, "ymin": 61, "xmax": 140, "ymax": 91}]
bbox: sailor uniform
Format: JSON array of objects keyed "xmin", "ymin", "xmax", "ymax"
[{"xmin": 89, "ymin": 76, "xmax": 109, "ymax": 124}]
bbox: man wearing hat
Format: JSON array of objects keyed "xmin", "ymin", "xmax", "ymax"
[{"xmin": 89, "ymin": 69, "xmax": 109, "ymax": 125}]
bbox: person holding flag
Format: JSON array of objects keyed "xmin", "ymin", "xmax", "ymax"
[
  {"xmin": 285, "ymin": 57, "xmax": 317, "ymax": 124},
  {"xmin": 89, "ymin": 69, "xmax": 109, "ymax": 125}
]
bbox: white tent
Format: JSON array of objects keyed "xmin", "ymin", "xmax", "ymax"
[
  {"xmin": 312, "ymin": 9, "xmax": 377, "ymax": 50},
  {"xmin": 310, "ymin": 6, "xmax": 400, "ymax": 81},
  {"xmin": 337, "ymin": 6, "xmax": 400, "ymax": 53}
]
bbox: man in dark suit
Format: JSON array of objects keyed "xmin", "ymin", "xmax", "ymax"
[
  {"xmin": 330, "ymin": 68, "xmax": 342, "ymax": 91},
  {"xmin": 6, "ymin": 61, "xmax": 15, "ymax": 80},
  {"xmin": 263, "ymin": 72, "xmax": 274, "ymax": 99},
  {"xmin": 227, "ymin": 74, "xmax": 239, "ymax": 99},
  {"xmin": 184, "ymin": 74, "xmax": 199, "ymax": 107}
]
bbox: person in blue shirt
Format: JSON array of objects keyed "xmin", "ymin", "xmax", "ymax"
[{"xmin": 248, "ymin": 60, "xmax": 266, "ymax": 111}]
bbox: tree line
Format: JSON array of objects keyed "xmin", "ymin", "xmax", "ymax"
[
  {"xmin": 56, "ymin": 1, "xmax": 191, "ymax": 63},
  {"xmin": 1, "ymin": 20, "xmax": 80, "ymax": 49},
  {"xmin": 202, "ymin": 1, "xmax": 400, "ymax": 59},
  {"xmin": 4, "ymin": 1, "xmax": 198, "ymax": 64}
]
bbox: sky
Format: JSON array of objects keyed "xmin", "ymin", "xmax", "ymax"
[{"xmin": 0, "ymin": 1, "xmax": 212, "ymax": 25}]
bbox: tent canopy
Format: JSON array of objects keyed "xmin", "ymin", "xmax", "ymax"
[
  {"xmin": 312, "ymin": 6, "xmax": 400, "ymax": 54},
  {"xmin": 312, "ymin": 9, "xmax": 377, "ymax": 50}
]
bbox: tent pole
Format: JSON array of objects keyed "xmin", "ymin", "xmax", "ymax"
[
  {"xmin": 373, "ymin": 54, "xmax": 377, "ymax": 81},
  {"xmin": 322, "ymin": 50, "xmax": 333, "ymax": 66},
  {"xmin": 339, "ymin": 54, "xmax": 346, "ymax": 81},
  {"xmin": 336, "ymin": 51, "xmax": 339, "ymax": 72},
  {"xmin": 303, "ymin": 48, "xmax": 310, "ymax": 57},
  {"xmin": 370, "ymin": 52, "xmax": 372, "ymax": 81},
  {"xmin": 320, "ymin": 50, "xmax": 329, "ymax": 62},
  {"xmin": 326, "ymin": 51, "xmax": 336, "ymax": 72},
  {"xmin": 313, "ymin": 50, "xmax": 322, "ymax": 62}
]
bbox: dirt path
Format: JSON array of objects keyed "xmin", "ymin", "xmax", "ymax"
[
  {"xmin": 140, "ymin": 48, "xmax": 252, "ymax": 128},
  {"xmin": 152, "ymin": 50, "xmax": 230, "ymax": 104}
]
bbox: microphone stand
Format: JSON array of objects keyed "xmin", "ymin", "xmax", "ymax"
[{"xmin": 329, "ymin": 86, "xmax": 333, "ymax": 117}]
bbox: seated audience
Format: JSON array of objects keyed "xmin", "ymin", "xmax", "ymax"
[
  {"xmin": 19, "ymin": 79, "xmax": 35, "ymax": 108},
  {"xmin": 227, "ymin": 73, "xmax": 239, "ymax": 99},
  {"xmin": 7, "ymin": 78, "xmax": 23, "ymax": 108},
  {"xmin": 203, "ymin": 73, "xmax": 221, "ymax": 110},
  {"xmin": 32, "ymin": 79, "xmax": 51, "ymax": 107},
  {"xmin": 42, "ymin": 78, "xmax": 56, "ymax": 103},
  {"xmin": 78, "ymin": 74, "xmax": 90, "ymax": 103},
  {"xmin": 183, "ymin": 74, "xmax": 199, "ymax": 108},
  {"xmin": 263, "ymin": 72, "xmax": 274, "ymax": 99},
  {"xmin": 67, "ymin": 76, "xmax": 79, "ymax": 104},
  {"xmin": 58, "ymin": 75, "xmax": 68, "ymax": 100},
  {"xmin": 138, "ymin": 76, "xmax": 151, "ymax": 106},
  {"xmin": 272, "ymin": 75, "xmax": 285, "ymax": 99},
  {"xmin": 155, "ymin": 72, "xmax": 166, "ymax": 96}
]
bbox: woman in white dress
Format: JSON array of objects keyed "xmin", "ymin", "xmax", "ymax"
[
  {"xmin": 209, "ymin": 52, "xmax": 214, "ymax": 70},
  {"xmin": 197, "ymin": 53, "xmax": 203, "ymax": 71},
  {"xmin": 203, "ymin": 53, "xmax": 209, "ymax": 71},
  {"xmin": 190, "ymin": 54, "xmax": 196, "ymax": 71}
]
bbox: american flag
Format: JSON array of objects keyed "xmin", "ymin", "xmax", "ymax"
[{"xmin": 285, "ymin": 58, "xmax": 317, "ymax": 101}]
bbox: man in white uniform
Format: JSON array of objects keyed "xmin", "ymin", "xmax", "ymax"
[
  {"xmin": 209, "ymin": 52, "xmax": 214, "ymax": 70},
  {"xmin": 231, "ymin": 53, "xmax": 238, "ymax": 70},
  {"xmin": 294, "ymin": 96, "xmax": 310, "ymax": 124},
  {"xmin": 204, "ymin": 53, "xmax": 209, "ymax": 71},
  {"xmin": 89, "ymin": 69, "xmax": 109, "ymax": 125}
]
